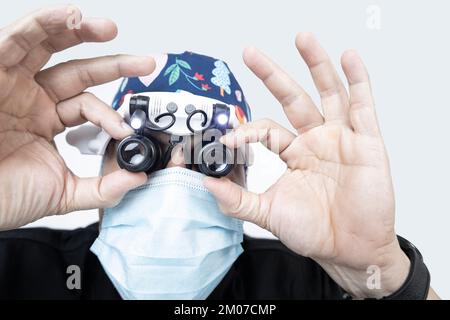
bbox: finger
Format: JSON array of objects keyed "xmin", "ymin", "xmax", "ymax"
[
  {"xmin": 64, "ymin": 169, "xmax": 147, "ymax": 212},
  {"xmin": 341, "ymin": 50, "xmax": 380, "ymax": 136},
  {"xmin": 36, "ymin": 55, "xmax": 155, "ymax": 102},
  {"xmin": 0, "ymin": 5, "xmax": 81, "ymax": 68},
  {"xmin": 220, "ymin": 119, "xmax": 296, "ymax": 159},
  {"xmin": 166, "ymin": 144, "xmax": 186, "ymax": 168},
  {"xmin": 56, "ymin": 92, "xmax": 134, "ymax": 140},
  {"xmin": 203, "ymin": 177, "xmax": 270, "ymax": 230},
  {"xmin": 243, "ymin": 47, "xmax": 323, "ymax": 133},
  {"xmin": 21, "ymin": 17, "xmax": 118, "ymax": 74},
  {"xmin": 295, "ymin": 32, "xmax": 350, "ymax": 125}
]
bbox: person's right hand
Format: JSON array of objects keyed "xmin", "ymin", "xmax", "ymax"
[{"xmin": 0, "ymin": 5, "xmax": 153, "ymax": 230}]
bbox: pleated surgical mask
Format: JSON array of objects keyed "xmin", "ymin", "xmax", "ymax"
[{"xmin": 91, "ymin": 167, "xmax": 244, "ymax": 300}]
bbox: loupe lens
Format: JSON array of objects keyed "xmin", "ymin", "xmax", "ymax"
[
  {"xmin": 198, "ymin": 142, "xmax": 234, "ymax": 177},
  {"xmin": 117, "ymin": 135, "xmax": 160, "ymax": 172},
  {"xmin": 122, "ymin": 142, "xmax": 146, "ymax": 165}
]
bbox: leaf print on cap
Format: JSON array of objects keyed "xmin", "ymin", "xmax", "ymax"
[
  {"xmin": 176, "ymin": 58, "xmax": 191, "ymax": 70},
  {"xmin": 168, "ymin": 65, "xmax": 180, "ymax": 85},
  {"xmin": 164, "ymin": 63, "xmax": 178, "ymax": 76},
  {"xmin": 165, "ymin": 58, "xmax": 209, "ymax": 91}
]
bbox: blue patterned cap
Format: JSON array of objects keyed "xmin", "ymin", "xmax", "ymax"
[{"xmin": 112, "ymin": 51, "xmax": 251, "ymax": 123}]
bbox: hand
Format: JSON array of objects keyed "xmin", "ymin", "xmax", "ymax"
[
  {"xmin": 204, "ymin": 33, "xmax": 410, "ymax": 298},
  {"xmin": 0, "ymin": 5, "xmax": 152, "ymax": 230}
]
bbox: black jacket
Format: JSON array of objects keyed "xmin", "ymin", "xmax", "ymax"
[{"xmin": 0, "ymin": 223, "xmax": 345, "ymax": 299}]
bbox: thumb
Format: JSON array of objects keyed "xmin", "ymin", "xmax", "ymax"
[
  {"xmin": 63, "ymin": 169, "xmax": 147, "ymax": 213},
  {"xmin": 203, "ymin": 177, "xmax": 270, "ymax": 230}
]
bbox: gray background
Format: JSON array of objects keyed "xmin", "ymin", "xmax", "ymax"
[{"xmin": 2, "ymin": 0, "xmax": 449, "ymax": 298}]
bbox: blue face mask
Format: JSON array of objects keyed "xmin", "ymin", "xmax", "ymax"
[{"xmin": 91, "ymin": 167, "xmax": 244, "ymax": 300}]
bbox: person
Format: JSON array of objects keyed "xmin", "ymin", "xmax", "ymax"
[{"xmin": 0, "ymin": 5, "xmax": 439, "ymax": 300}]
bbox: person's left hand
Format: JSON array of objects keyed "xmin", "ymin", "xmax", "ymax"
[{"xmin": 204, "ymin": 33, "xmax": 410, "ymax": 299}]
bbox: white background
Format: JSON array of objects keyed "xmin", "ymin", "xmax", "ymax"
[{"xmin": 1, "ymin": 0, "xmax": 449, "ymax": 298}]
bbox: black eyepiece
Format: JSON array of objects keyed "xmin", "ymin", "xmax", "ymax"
[
  {"xmin": 197, "ymin": 142, "xmax": 234, "ymax": 177},
  {"xmin": 116, "ymin": 135, "xmax": 161, "ymax": 173}
]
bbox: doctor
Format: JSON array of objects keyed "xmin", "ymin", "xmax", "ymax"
[{"xmin": 0, "ymin": 5, "xmax": 439, "ymax": 299}]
